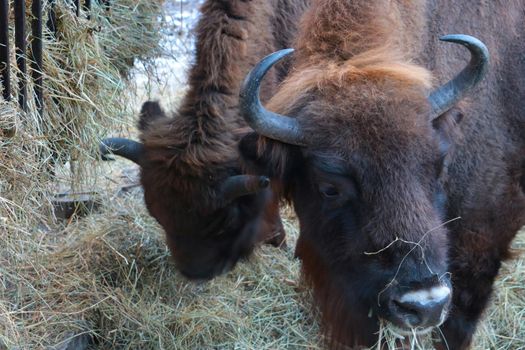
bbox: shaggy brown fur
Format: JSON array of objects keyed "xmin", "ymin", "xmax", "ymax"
[
  {"xmin": 133, "ymin": 0, "xmax": 310, "ymax": 279},
  {"xmin": 240, "ymin": 0, "xmax": 525, "ymax": 348}
]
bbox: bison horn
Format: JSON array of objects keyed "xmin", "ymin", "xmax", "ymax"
[
  {"xmin": 99, "ymin": 137, "xmax": 144, "ymax": 164},
  {"xmin": 221, "ymin": 175, "xmax": 270, "ymax": 203},
  {"xmin": 239, "ymin": 49, "xmax": 307, "ymax": 146},
  {"xmin": 429, "ymin": 34, "xmax": 489, "ymax": 118}
]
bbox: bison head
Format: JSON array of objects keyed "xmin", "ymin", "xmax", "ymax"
[
  {"xmin": 239, "ymin": 35, "xmax": 488, "ymax": 345},
  {"xmin": 100, "ymin": 102, "xmax": 275, "ymax": 280}
]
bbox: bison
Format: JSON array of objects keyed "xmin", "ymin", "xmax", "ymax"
[
  {"xmin": 99, "ymin": 0, "xmax": 309, "ymax": 279},
  {"xmin": 239, "ymin": 0, "xmax": 525, "ymax": 348}
]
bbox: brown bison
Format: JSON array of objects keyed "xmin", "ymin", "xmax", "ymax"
[
  {"xmin": 99, "ymin": 0, "xmax": 309, "ymax": 279},
  {"xmin": 239, "ymin": 0, "xmax": 525, "ymax": 348}
]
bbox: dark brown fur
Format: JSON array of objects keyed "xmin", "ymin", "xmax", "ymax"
[
  {"xmin": 240, "ymin": 0, "xmax": 525, "ymax": 348},
  {"xmin": 135, "ymin": 0, "xmax": 309, "ymax": 279}
]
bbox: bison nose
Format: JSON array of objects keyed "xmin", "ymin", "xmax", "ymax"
[
  {"xmin": 180, "ymin": 267, "xmax": 216, "ymax": 281},
  {"xmin": 391, "ymin": 285, "xmax": 451, "ymax": 329},
  {"xmin": 179, "ymin": 257, "xmax": 235, "ymax": 281}
]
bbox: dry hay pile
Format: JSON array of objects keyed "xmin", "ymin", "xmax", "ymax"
[
  {"xmin": 0, "ymin": 0, "xmax": 166, "ymax": 219},
  {"xmin": 2, "ymin": 0, "xmax": 165, "ymax": 182},
  {"xmin": 1, "ymin": 190, "xmax": 322, "ymax": 349},
  {"xmin": 0, "ymin": 99, "xmax": 52, "ymax": 254},
  {"xmin": 1, "ymin": 0, "xmax": 164, "ymax": 347},
  {"xmin": 93, "ymin": 0, "xmax": 165, "ymax": 76},
  {"xmin": 0, "ymin": 0, "xmax": 166, "ymax": 259}
]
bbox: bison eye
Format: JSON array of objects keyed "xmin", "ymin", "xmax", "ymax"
[{"xmin": 319, "ymin": 183, "xmax": 340, "ymax": 198}]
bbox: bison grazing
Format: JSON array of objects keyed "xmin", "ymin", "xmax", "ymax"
[
  {"xmin": 99, "ymin": 0, "xmax": 309, "ymax": 279},
  {"xmin": 240, "ymin": 0, "xmax": 525, "ymax": 348}
]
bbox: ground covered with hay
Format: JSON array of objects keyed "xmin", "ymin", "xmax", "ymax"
[
  {"xmin": 1, "ymin": 1, "xmax": 525, "ymax": 349},
  {"xmin": 1, "ymin": 182, "xmax": 322, "ymax": 349}
]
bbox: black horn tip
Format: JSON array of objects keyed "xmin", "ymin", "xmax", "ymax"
[
  {"xmin": 439, "ymin": 34, "xmax": 483, "ymax": 46},
  {"xmin": 439, "ymin": 34, "xmax": 489, "ymax": 62},
  {"xmin": 98, "ymin": 137, "xmax": 144, "ymax": 165},
  {"xmin": 220, "ymin": 175, "xmax": 270, "ymax": 204},
  {"xmin": 258, "ymin": 176, "xmax": 270, "ymax": 188},
  {"xmin": 99, "ymin": 140, "xmax": 115, "ymax": 161},
  {"xmin": 429, "ymin": 34, "xmax": 489, "ymax": 117}
]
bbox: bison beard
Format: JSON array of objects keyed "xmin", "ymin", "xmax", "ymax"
[{"xmin": 240, "ymin": 0, "xmax": 525, "ymax": 348}]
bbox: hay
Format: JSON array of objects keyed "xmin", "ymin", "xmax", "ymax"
[
  {"xmin": 42, "ymin": 0, "xmax": 165, "ymax": 183},
  {"xmin": 3, "ymin": 0, "xmax": 165, "ymax": 188},
  {"xmin": 472, "ymin": 236, "xmax": 525, "ymax": 349},
  {"xmin": 93, "ymin": 0, "xmax": 165, "ymax": 76},
  {"xmin": 0, "ymin": 0, "xmax": 166, "ymax": 225},
  {"xmin": 0, "ymin": 99, "xmax": 52, "ymax": 232},
  {"xmin": 1, "ymin": 189, "xmax": 322, "ymax": 349},
  {"xmin": 1, "ymin": 0, "xmax": 166, "ymax": 346}
]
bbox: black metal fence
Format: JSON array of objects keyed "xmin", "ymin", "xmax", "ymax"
[{"xmin": 0, "ymin": 0, "xmax": 100, "ymax": 117}]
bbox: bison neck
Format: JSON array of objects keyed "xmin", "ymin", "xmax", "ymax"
[
  {"xmin": 143, "ymin": 1, "xmax": 310, "ymax": 174},
  {"xmin": 176, "ymin": 0, "xmax": 307, "ymax": 137},
  {"xmin": 419, "ymin": 0, "xmax": 525, "ymax": 251},
  {"xmin": 294, "ymin": 0, "xmax": 427, "ymax": 64}
]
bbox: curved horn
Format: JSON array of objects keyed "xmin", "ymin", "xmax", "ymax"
[
  {"xmin": 99, "ymin": 137, "xmax": 144, "ymax": 164},
  {"xmin": 239, "ymin": 49, "xmax": 307, "ymax": 146},
  {"xmin": 429, "ymin": 34, "xmax": 489, "ymax": 118},
  {"xmin": 221, "ymin": 175, "xmax": 270, "ymax": 203}
]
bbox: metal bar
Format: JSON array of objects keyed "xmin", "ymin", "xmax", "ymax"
[
  {"xmin": 84, "ymin": 0, "xmax": 91, "ymax": 19},
  {"xmin": 46, "ymin": 0, "xmax": 57, "ymax": 37},
  {"xmin": 74, "ymin": 0, "xmax": 79, "ymax": 16},
  {"xmin": 31, "ymin": 0, "xmax": 43, "ymax": 116},
  {"xmin": 0, "ymin": 0, "xmax": 10, "ymax": 101},
  {"xmin": 14, "ymin": 0, "xmax": 26, "ymax": 111}
]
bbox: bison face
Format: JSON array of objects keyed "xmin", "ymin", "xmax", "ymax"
[
  {"xmin": 100, "ymin": 102, "xmax": 275, "ymax": 280},
  {"xmin": 141, "ymin": 164, "xmax": 272, "ymax": 280},
  {"xmin": 291, "ymin": 138, "xmax": 453, "ymax": 341},
  {"xmin": 241, "ymin": 99, "xmax": 456, "ymax": 343}
]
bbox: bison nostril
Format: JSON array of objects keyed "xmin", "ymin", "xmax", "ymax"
[
  {"xmin": 180, "ymin": 268, "xmax": 215, "ymax": 281},
  {"xmin": 391, "ymin": 286, "xmax": 451, "ymax": 328},
  {"xmin": 392, "ymin": 299, "xmax": 423, "ymax": 327}
]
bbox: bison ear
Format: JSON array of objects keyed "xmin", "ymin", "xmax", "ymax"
[
  {"xmin": 239, "ymin": 132, "xmax": 301, "ymax": 188},
  {"xmin": 138, "ymin": 101, "xmax": 167, "ymax": 132}
]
